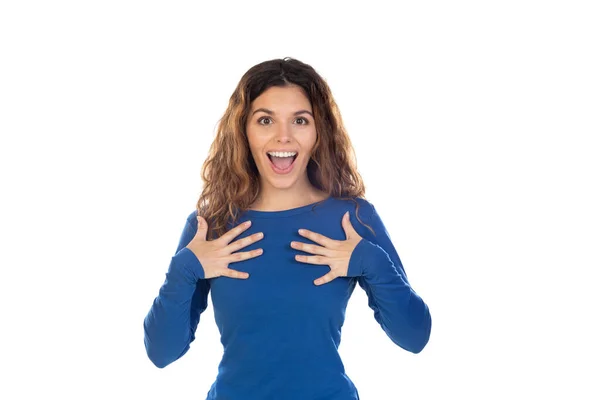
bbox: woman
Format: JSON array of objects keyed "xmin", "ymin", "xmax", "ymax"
[{"xmin": 143, "ymin": 57, "xmax": 432, "ymax": 400}]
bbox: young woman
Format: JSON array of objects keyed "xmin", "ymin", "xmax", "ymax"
[{"xmin": 143, "ymin": 57, "xmax": 432, "ymax": 400}]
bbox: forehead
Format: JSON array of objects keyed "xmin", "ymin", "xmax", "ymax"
[{"xmin": 251, "ymin": 85, "xmax": 312, "ymax": 111}]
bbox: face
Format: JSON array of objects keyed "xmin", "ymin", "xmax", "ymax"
[{"xmin": 246, "ymin": 84, "xmax": 317, "ymax": 192}]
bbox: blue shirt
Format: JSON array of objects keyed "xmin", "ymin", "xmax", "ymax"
[{"xmin": 143, "ymin": 196, "xmax": 432, "ymax": 399}]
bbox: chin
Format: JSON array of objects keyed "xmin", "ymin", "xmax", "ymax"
[
  {"xmin": 263, "ymin": 174, "xmax": 300, "ymax": 189},
  {"xmin": 270, "ymin": 180, "xmax": 299, "ymax": 190},
  {"xmin": 260, "ymin": 162, "xmax": 306, "ymax": 190}
]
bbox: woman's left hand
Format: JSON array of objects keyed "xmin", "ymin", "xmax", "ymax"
[{"xmin": 291, "ymin": 211, "xmax": 363, "ymax": 286}]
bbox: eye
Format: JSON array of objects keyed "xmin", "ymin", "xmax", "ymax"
[
  {"xmin": 294, "ymin": 117, "xmax": 309, "ymax": 125},
  {"xmin": 257, "ymin": 116, "xmax": 272, "ymax": 125}
]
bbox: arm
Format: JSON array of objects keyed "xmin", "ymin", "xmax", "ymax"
[
  {"xmin": 348, "ymin": 202, "xmax": 432, "ymax": 353},
  {"xmin": 143, "ymin": 212, "xmax": 210, "ymax": 368}
]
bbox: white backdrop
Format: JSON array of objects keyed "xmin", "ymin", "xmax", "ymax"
[{"xmin": 1, "ymin": 1, "xmax": 598, "ymax": 399}]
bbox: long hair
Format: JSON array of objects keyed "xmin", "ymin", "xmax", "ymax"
[{"xmin": 196, "ymin": 57, "xmax": 373, "ymax": 240}]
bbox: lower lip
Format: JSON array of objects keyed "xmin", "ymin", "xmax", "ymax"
[{"xmin": 268, "ymin": 156, "xmax": 297, "ymax": 175}]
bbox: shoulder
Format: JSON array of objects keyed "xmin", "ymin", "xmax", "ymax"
[
  {"xmin": 187, "ymin": 209, "xmax": 198, "ymax": 220},
  {"xmin": 185, "ymin": 209, "xmax": 199, "ymax": 226},
  {"xmin": 330, "ymin": 196, "xmax": 376, "ymax": 221},
  {"xmin": 185, "ymin": 203, "xmax": 211, "ymax": 223}
]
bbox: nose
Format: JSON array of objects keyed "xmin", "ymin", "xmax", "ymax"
[{"xmin": 274, "ymin": 122, "xmax": 292, "ymax": 143}]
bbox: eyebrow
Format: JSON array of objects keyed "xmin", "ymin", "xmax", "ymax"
[{"xmin": 251, "ymin": 108, "xmax": 314, "ymax": 117}]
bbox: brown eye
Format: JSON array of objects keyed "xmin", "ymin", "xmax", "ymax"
[
  {"xmin": 258, "ymin": 117, "xmax": 272, "ymax": 125},
  {"xmin": 294, "ymin": 117, "xmax": 309, "ymax": 125}
]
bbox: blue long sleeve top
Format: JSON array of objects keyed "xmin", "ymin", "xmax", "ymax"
[{"xmin": 143, "ymin": 196, "xmax": 432, "ymax": 400}]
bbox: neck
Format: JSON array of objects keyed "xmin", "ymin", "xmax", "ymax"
[{"xmin": 251, "ymin": 176, "xmax": 328, "ymax": 212}]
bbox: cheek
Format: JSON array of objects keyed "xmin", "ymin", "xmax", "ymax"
[
  {"xmin": 248, "ymin": 147, "xmax": 264, "ymax": 166},
  {"xmin": 301, "ymin": 130, "xmax": 318, "ymax": 152},
  {"xmin": 246, "ymin": 130, "xmax": 262, "ymax": 156}
]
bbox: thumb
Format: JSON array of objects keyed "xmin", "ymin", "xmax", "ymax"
[
  {"xmin": 341, "ymin": 211, "xmax": 355, "ymax": 239},
  {"xmin": 196, "ymin": 216, "xmax": 208, "ymax": 241}
]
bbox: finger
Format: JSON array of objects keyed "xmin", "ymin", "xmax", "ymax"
[
  {"xmin": 294, "ymin": 254, "xmax": 328, "ymax": 265},
  {"xmin": 220, "ymin": 268, "xmax": 250, "ymax": 279},
  {"xmin": 227, "ymin": 248, "xmax": 264, "ymax": 263},
  {"xmin": 341, "ymin": 211, "xmax": 358, "ymax": 239},
  {"xmin": 219, "ymin": 220, "xmax": 252, "ymax": 245},
  {"xmin": 196, "ymin": 216, "xmax": 208, "ymax": 241},
  {"xmin": 290, "ymin": 241, "xmax": 331, "ymax": 256},
  {"xmin": 298, "ymin": 229, "xmax": 338, "ymax": 248},
  {"xmin": 225, "ymin": 232, "xmax": 264, "ymax": 253},
  {"xmin": 314, "ymin": 271, "xmax": 338, "ymax": 286}
]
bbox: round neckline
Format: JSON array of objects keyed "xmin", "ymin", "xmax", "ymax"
[{"xmin": 241, "ymin": 196, "xmax": 334, "ymax": 218}]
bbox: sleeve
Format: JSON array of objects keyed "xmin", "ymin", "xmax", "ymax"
[
  {"xmin": 347, "ymin": 202, "xmax": 432, "ymax": 353},
  {"xmin": 143, "ymin": 213, "xmax": 210, "ymax": 368}
]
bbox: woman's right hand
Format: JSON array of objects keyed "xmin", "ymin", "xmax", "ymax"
[{"xmin": 185, "ymin": 216, "xmax": 264, "ymax": 279}]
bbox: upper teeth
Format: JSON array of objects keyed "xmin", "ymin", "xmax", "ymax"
[{"xmin": 268, "ymin": 151, "xmax": 297, "ymax": 158}]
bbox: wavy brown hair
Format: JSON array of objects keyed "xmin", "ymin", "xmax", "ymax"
[{"xmin": 196, "ymin": 57, "xmax": 373, "ymax": 240}]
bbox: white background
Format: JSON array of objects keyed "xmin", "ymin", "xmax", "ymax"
[{"xmin": 1, "ymin": 1, "xmax": 598, "ymax": 399}]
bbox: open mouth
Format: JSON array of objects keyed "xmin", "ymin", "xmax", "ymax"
[{"xmin": 267, "ymin": 152, "xmax": 298, "ymax": 172}]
